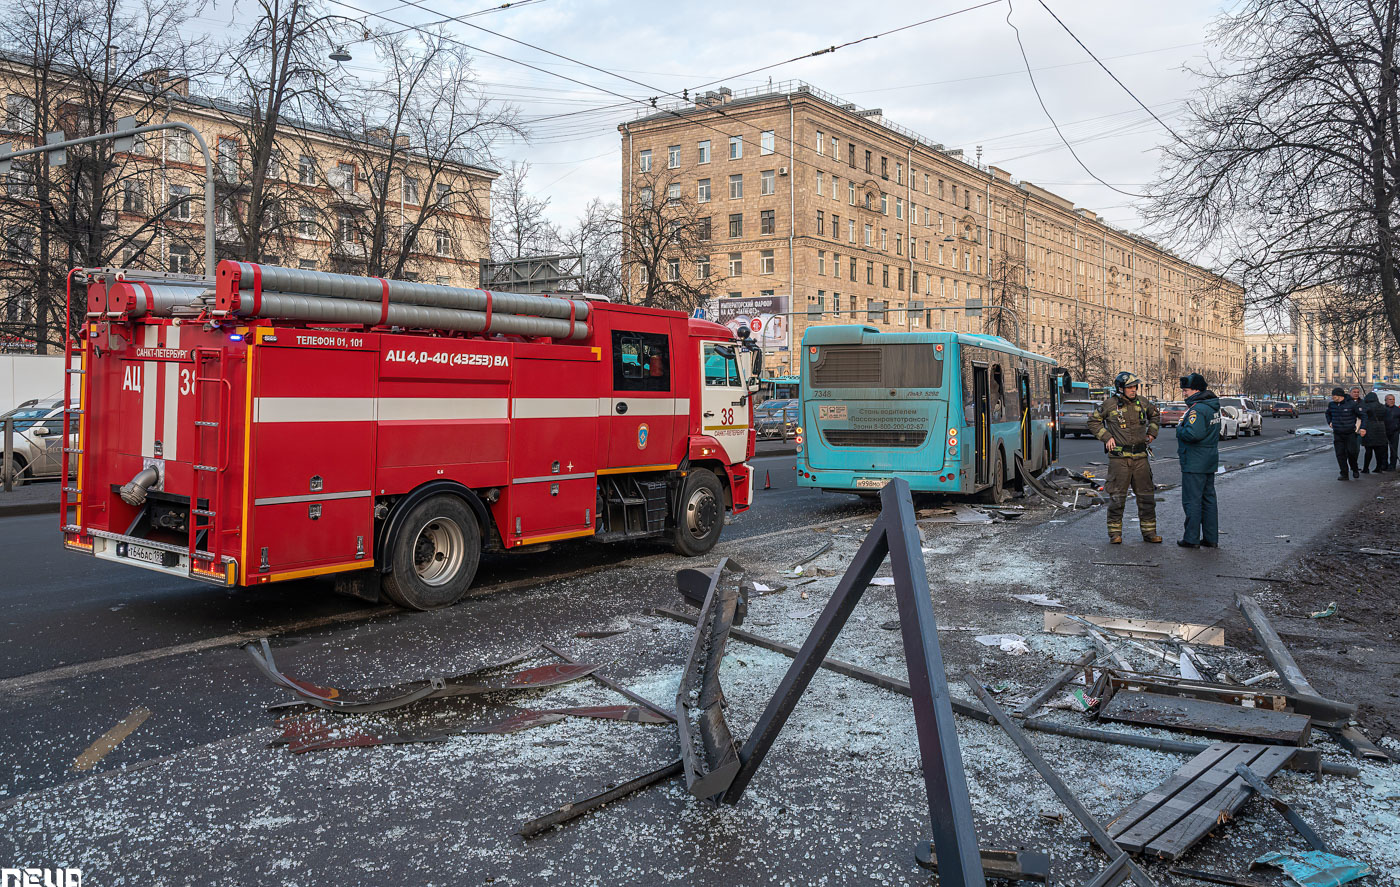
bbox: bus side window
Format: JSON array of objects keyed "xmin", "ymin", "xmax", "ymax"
[{"xmin": 990, "ymin": 364, "xmax": 1004, "ymax": 422}]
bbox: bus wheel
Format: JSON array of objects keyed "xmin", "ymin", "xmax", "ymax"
[
  {"xmin": 383, "ymin": 495, "xmax": 481, "ymax": 610},
  {"xmin": 673, "ymin": 468, "xmax": 724, "ymax": 556},
  {"xmin": 978, "ymin": 452, "xmax": 1008, "ymax": 505}
]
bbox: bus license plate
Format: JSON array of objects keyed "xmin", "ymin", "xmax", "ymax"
[
  {"xmin": 855, "ymin": 478, "xmax": 889, "ymax": 489},
  {"xmin": 819, "ymin": 405, "xmax": 847, "ymax": 420},
  {"xmin": 125, "ymin": 543, "xmax": 173, "ymax": 566}
]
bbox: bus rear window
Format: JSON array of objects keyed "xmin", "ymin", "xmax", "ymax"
[{"xmin": 810, "ymin": 344, "xmax": 942, "ymax": 389}]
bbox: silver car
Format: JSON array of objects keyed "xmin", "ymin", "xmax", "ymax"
[
  {"xmin": 1219, "ymin": 396, "xmax": 1262, "ymax": 436},
  {"xmin": 1, "ymin": 399, "xmax": 73, "ymax": 485}
]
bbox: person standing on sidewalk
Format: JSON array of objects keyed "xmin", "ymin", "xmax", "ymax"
[
  {"xmin": 1326, "ymin": 387, "xmax": 1364, "ymax": 480},
  {"xmin": 1087, "ymin": 371, "xmax": 1162, "ymax": 544},
  {"xmin": 1175, "ymin": 374, "xmax": 1221, "ymax": 549},
  {"xmin": 1385, "ymin": 393, "xmax": 1400, "ymax": 471},
  {"xmin": 1361, "ymin": 391, "xmax": 1389, "ymax": 472}
]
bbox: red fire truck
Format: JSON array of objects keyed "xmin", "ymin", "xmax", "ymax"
[{"xmin": 60, "ymin": 262, "xmax": 758, "ymax": 609}]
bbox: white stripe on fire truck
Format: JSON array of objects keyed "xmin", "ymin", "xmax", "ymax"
[
  {"xmin": 141, "ymin": 326, "xmax": 158, "ymax": 458},
  {"xmin": 252, "ymin": 397, "xmax": 508, "ymax": 424},
  {"xmin": 253, "ymin": 490, "xmax": 372, "ymax": 506},
  {"xmin": 162, "ymin": 325, "xmax": 180, "ymax": 460},
  {"xmin": 508, "ymin": 398, "xmax": 691, "ymax": 419},
  {"xmin": 511, "ymin": 472, "xmax": 595, "ymax": 484}
]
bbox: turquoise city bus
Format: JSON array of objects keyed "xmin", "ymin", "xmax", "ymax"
[
  {"xmin": 795, "ymin": 326, "xmax": 1070, "ymax": 502},
  {"xmin": 765, "ymin": 374, "xmax": 800, "ymax": 401}
]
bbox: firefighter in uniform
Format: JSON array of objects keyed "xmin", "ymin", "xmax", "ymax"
[{"xmin": 1086, "ymin": 371, "xmax": 1162, "ymax": 544}]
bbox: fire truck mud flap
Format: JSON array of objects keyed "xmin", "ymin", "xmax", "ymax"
[{"xmin": 243, "ymin": 640, "xmax": 600, "ymax": 714}]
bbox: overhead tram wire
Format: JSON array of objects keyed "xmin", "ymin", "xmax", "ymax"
[
  {"xmin": 1034, "ymin": 0, "xmax": 1187, "ymax": 145},
  {"xmin": 1004, "ymin": 0, "xmax": 1148, "ymax": 200},
  {"xmin": 327, "ymin": 0, "xmax": 1003, "ymax": 190}
]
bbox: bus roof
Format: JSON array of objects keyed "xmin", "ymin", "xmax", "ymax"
[{"xmin": 800, "ymin": 324, "xmax": 1057, "ymax": 365}]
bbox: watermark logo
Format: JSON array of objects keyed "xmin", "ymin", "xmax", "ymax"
[{"xmin": 1, "ymin": 870, "xmax": 82, "ymax": 886}]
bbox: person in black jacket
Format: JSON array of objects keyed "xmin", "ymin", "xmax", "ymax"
[
  {"xmin": 1325, "ymin": 387, "xmax": 1364, "ymax": 480},
  {"xmin": 1385, "ymin": 393, "xmax": 1399, "ymax": 471},
  {"xmin": 1362, "ymin": 391, "xmax": 1389, "ymax": 472}
]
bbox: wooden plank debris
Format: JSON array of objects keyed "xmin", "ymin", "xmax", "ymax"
[
  {"xmin": 1098, "ymin": 690, "xmax": 1312, "ymax": 745},
  {"xmin": 1044, "ymin": 613, "xmax": 1225, "ymax": 646},
  {"xmin": 1108, "ymin": 742, "xmax": 1296, "ymax": 861}
]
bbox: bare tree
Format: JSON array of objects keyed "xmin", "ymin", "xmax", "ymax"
[
  {"xmin": 1243, "ymin": 352, "xmax": 1303, "ymax": 398},
  {"xmin": 1150, "ymin": 0, "xmax": 1400, "ymax": 359},
  {"xmin": 338, "ymin": 32, "xmax": 517, "ymax": 281},
  {"xmin": 620, "ymin": 167, "xmax": 717, "ymax": 311},
  {"xmin": 489, "ymin": 160, "xmax": 556, "ymax": 263},
  {"xmin": 1054, "ymin": 311, "xmax": 1114, "ymax": 385},
  {"xmin": 558, "ymin": 197, "xmax": 621, "ymax": 297},
  {"xmin": 212, "ymin": 0, "xmax": 349, "ymax": 264},
  {"xmin": 0, "ymin": 0, "xmax": 198, "ymax": 353},
  {"xmin": 987, "ymin": 247, "xmax": 1028, "ymax": 345}
]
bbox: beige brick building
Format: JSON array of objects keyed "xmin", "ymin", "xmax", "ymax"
[
  {"xmin": 1247, "ymin": 292, "xmax": 1399, "ymax": 395},
  {"xmin": 620, "ymin": 82, "xmax": 1244, "ymax": 391},
  {"xmin": 1, "ymin": 56, "xmax": 494, "ymax": 350}
]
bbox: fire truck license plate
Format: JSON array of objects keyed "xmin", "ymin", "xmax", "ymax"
[
  {"xmin": 855, "ymin": 478, "xmax": 889, "ymax": 489},
  {"xmin": 819, "ymin": 405, "xmax": 847, "ymax": 420},
  {"xmin": 124, "ymin": 544, "xmax": 169, "ymax": 566}
]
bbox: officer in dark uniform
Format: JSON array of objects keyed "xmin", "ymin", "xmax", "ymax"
[
  {"xmin": 1176, "ymin": 373, "xmax": 1221, "ymax": 548},
  {"xmin": 1087, "ymin": 371, "xmax": 1162, "ymax": 544}
]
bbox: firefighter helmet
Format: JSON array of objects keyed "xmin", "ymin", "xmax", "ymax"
[{"xmin": 1114, "ymin": 371, "xmax": 1142, "ymax": 393}]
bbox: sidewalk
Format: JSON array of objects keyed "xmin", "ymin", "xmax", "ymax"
[{"xmin": 0, "ymin": 480, "xmax": 60, "ymax": 518}]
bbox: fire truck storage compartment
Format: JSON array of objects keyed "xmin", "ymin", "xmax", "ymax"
[
  {"xmin": 249, "ymin": 339, "xmax": 375, "ymax": 574},
  {"xmin": 502, "ymin": 346, "xmax": 602, "ymax": 543}
]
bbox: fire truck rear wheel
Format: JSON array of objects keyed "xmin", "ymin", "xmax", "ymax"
[
  {"xmin": 673, "ymin": 469, "xmax": 724, "ymax": 557},
  {"xmin": 383, "ymin": 495, "xmax": 481, "ymax": 610}
]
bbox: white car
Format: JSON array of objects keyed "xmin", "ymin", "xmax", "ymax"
[
  {"xmin": 1219, "ymin": 396, "xmax": 1262, "ymax": 436},
  {"xmin": 0, "ymin": 399, "xmax": 73, "ymax": 485},
  {"xmin": 1216, "ymin": 404, "xmax": 1243, "ymax": 439}
]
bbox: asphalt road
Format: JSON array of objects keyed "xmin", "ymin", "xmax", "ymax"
[{"xmin": 0, "ymin": 413, "xmax": 1344, "ymax": 804}]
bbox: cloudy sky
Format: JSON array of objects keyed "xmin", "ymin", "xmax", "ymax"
[{"xmin": 190, "ymin": 0, "xmax": 1228, "ymax": 245}]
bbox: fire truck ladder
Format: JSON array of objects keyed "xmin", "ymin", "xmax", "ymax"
[
  {"xmin": 58, "ymin": 333, "xmax": 89, "ymax": 535},
  {"xmin": 189, "ymin": 346, "xmax": 233, "ymax": 580}
]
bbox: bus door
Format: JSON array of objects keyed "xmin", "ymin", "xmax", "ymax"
[
  {"xmin": 1018, "ymin": 370, "xmax": 1033, "ymax": 466},
  {"xmin": 972, "ymin": 363, "xmax": 991, "ymax": 485}
]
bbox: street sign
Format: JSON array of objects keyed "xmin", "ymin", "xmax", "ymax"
[{"xmin": 691, "ymin": 308, "xmax": 707, "ymax": 320}]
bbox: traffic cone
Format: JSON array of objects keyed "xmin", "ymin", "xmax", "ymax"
[{"xmin": 764, "ymin": 470, "xmax": 772, "ymax": 490}]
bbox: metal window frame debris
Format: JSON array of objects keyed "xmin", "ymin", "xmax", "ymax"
[
  {"xmin": 1233, "ymin": 763, "xmax": 1329, "ymax": 852},
  {"xmin": 674, "ymin": 556, "xmax": 743, "ymax": 803},
  {"xmin": 1045, "ymin": 613, "xmax": 1226, "ymax": 646}
]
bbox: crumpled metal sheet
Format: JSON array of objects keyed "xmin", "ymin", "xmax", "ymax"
[
  {"xmin": 244, "ymin": 640, "xmax": 597, "ymax": 713},
  {"xmin": 1253, "ymin": 851, "xmax": 1373, "ymax": 887}
]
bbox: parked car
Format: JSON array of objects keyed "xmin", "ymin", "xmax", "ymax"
[
  {"xmin": 1216, "ymin": 404, "xmax": 1243, "ymax": 439},
  {"xmin": 754, "ymin": 398, "xmax": 792, "ymax": 420},
  {"xmin": 1270, "ymin": 401, "xmax": 1298, "ymax": 418},
  {"xmin": 1219, "ymin": 397, "xmax": 1262, "ymax": 436},
  {"xmin": 1158, "ymin": 402, "xmax": 1188, "ymax": 427},
  {"xmin": 1056, "ymin": 399, "xmax": 1098, "ymax": 438},
  {"xmin": 0, "ymin": 399, "xmax": 72, "ymax": 485},
  {"xmin": 757, "ymin": 404, "xmax": 800, "ymax": 440}
]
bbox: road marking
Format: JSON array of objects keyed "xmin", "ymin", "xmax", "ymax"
[{"xmin": 73, "ymin": 707, "xmax": 151, "ymax": 771}]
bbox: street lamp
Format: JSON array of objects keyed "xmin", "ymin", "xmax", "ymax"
[{"xmin": 329, "ymin": 45, "xmax": 352, "ymax": 62}]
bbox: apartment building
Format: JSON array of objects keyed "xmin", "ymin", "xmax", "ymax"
[
  {"xmin": 1247, "ymin": 292, "xmax": 1399, "ymax": 394},
  {"xmin": 1, "ymin": 55, "xmax": 495, "ymax": 349},
  {"xmin": 620, "ymin": 82, "xmax": 1245, "ymax": 389}
]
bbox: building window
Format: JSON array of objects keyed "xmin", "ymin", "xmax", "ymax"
[
  {"xmin": 882, "ymin": 265, "xmax": 890, "ymax": 288},
  {"xmin": 816, "ymin": 130, "xmax": 825, "ymax": 154},
  {"xmin": 436, "ymin": 228, "xmax": 451, "ymax": 256},
  {"xmin": 436, "ymin": 182, "xmax": 451, "ymax": 205},
  {"xmin": 298, "ymin": 204, "xmax": 316, "ymax": 237},
  {"xmin": 816, "ymin": 210, "xmax": 825, "ymax": 235},
  {"xmin": 668, "ymin": 144, "xmax": 681, "ymax": 169},
  {"xmin": 697, "ymin": 216, "xmax": 712, "ymax": 241},
  {"xmin": 816, "ymin": 171, "xmax": 823, "ymax": 196},
  {"xmin": 696, "ymin": 178, "xmax": 711, "ymax": 203},
  {"xmin": 760, "ymin": 131, "xmax": 775, "ymax": 154},
  {"xmin": 939, "ymin": 179, "xmax": 945, "ymax": 199},
  {"xmin": 867, "ymin": 299, "xmax": 887, "ymax": 322},
  {"xmin": 848, "ymin": 143, "xmax": 856, "ymax": 167},
  {"xmin": 897, "ymin": 267, "xmax": 905, "ymax": 291},
  {"xmin": 122, "ymin": 181, "xmax": 146, "ymax": 213},
  {"xmin": 896, "ymin": 162, "xmax": 903, "ymax": 185},
  {"xmin": 866, "ymin": 261, "xmax": 874, "ymax": 284},
  {"xmin": 168, "ymin": 185, "xmax": 191, "ymax": 221},
  {"xmin": 297, "ymin": 154, "xmax": 316, "ymax": 185},
  {"xmin": 832, "ymin": 214, "xmax": 840, "ymax": 238},
  {"xmin": 848, "ymin": 219, "xmax": 856, "ymax": 243},
  {"xmin": 299, "ymin": 259, "xmax": 318, "ymax": 271},
  {"xmin": 332, "ymin": 162, "xmax": 355, "ymax": 194},
  {"xmin": 728, "ymin": 252, "xmax": 742, "ymax": 276},
  {"xmin": 817, "ymin": 250, "xmax": 826, "ymax": 275},
  {"xmin": 832, "ymin": 136, "xmax": 839, "ymax": 158},
  {"xmin": 833, "ymin": 254, "xmax": 841, "ymax": 278},
  {"xmin": 166, "ymin": 131, "xmax": 191, "ymax": 163},
  {"xmin": 166, "ymin": 243, "xmax": 194, "ymax": 274},
  {"xmin": 403, "ymin": 176, "xmax": 420, "ymax": 204},
  {"xmin": 880, "ymin": 228, "xmax": 888, "ymax": 251},
  {"xmin": 698, "ymin": 140, "xmax": 710, "ymax": 164},
  {"xmin": 337, "ymin": 211, "xmax": 356, "ymax": 244},
  {"xmin": 864, "ymin": 224, "xmax": 872, "ymax": 247},
  {"xmin": 639, "ymin": 149, "xmax": 652, "ymax": 172},
  {"xmin": 910, "ymin": 299, "xmax": 923, "ymax": 328},
  {"xmin": 865, "ymin": 150, "xmax": 872, "ymax": 173},
  {"xmin": 811, "ymin": 291, "xmax": 825, "ymax": 316},
  {"xmin": 880, "ymin": 193, "xmax": 888, "ymax": 214},
  {"xmin": 667, "ymin": 183, "xmax": 681, "ymax": 204},
  {"xmin": 895, "ymin": 232, "xmax": 903, "ymax": 255},
  {"xmin": 639, "ymin": 187, "xmax": 653, "ymax": 205},
  {"xmin": 881, "ymin": 156, "xmax": 888, "ymax": 179},
  {"xmin": 761, "ymin": 170, "xmax": 775, "ymax": 195},
  {"xmin": 760, "ymin": 250, "xmax": 775, "ymax": 274},
  {"xmin": 850, "ymin": 257, "xmax": 857, "ymax": 282},
  {"xmin": 760, "ymin": 209, "xmax": 775, "ymax": 235},
  {"xmin": 729, "ymin": 174, "xmax": 743, "ymax": 199},
  {"xmin": 729, "ymin": 135, "xmax": 742, "ymax": 159},
  {"xmin": 911, "ymin": 270, "xmax": 918, "ymax": 293},
  {"xmin": 3, "ymin": 93, "xmax": 35, "ymax": 130},
  {"xmin": 667, "ymin": 257, "xmax": 680, "ymax": 280},
  {"xmin": 896, "ymin": 197, "xmax": 904, "ymax": 220},
  {"xmin": 697, "ymin": 257, "xmax": 710, "ymax": 278},
  {"xmin": 217, "ymin": 137, "xmax": 239, "ymax": 179},
  {"xmin": 729, "ymin": 213, "xmax": 743, "ymax": 238}
]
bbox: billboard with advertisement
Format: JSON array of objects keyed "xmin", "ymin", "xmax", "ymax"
[{"xmin": 707, "ymin": 295, "xmax": 790, "ymax": 350}]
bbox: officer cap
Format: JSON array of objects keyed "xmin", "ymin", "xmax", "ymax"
[{"xmin": 1179, "ymin": 372, "xmax": 1207, "ymax": 391}]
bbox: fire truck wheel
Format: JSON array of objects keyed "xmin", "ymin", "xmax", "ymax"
[
  {"xmin": 673, "ymin": 469, "xmax": 724, "ymax": 557},
  {"xmin": 383, "ymin": 495, "xmax": 481, "ymax": 610}
]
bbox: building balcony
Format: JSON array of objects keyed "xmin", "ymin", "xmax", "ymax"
[{"xmin": 332, "ymin": 239, "xmax": 366, "ymax": 259}]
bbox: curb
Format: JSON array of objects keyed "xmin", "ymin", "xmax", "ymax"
[{"xmin": 0, "ymin": 501, "xmax": 59, "ymax": 518}]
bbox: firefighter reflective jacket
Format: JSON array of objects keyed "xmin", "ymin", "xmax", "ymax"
[{"xmin": 1087, "ymin": 394, "xmax": 1161, "ymax": 457}]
